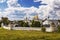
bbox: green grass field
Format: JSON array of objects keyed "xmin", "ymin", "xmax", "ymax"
[{"xmin": 0, "ymin": 28, "xmax": 60, "ymax": 40}]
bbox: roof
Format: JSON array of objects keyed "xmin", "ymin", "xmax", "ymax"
[{"xmin": 43, "ymin": 20, "xmax": 50, "ymax": 25}]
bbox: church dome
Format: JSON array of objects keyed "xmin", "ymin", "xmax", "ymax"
[{"xmin": 34, "ymin": 15, "xmax": 39, "ymax": 20}]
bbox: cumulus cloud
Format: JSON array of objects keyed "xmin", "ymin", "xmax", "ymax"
[
  {"xmin": 3, "ymin": 6, "xmax": 38, "ymax": 20},
  {"xmin": 34, "ymin": 0, "xmax": 41, "ymax": 2},
  {"xmin": 0, "ymin": 0, "xmax": 60, "ymax": 20},
  {"xmin": 49, "ymin": 0, "xmax": 60, "ymax": 19},
  {"xmin": 7, "ymin": 0, "xmax": 21, "ymax": 7},
  {"xmin": 56, "ymin": 10, "xmax": 60, "ymax": 17},
  {"xmin": 34, "ymin": 0, "xmax": 60, "ymax": 19},
  {"xmin": 0, "ymin": 0, "xmax": 6, "ymax": 3},
  {"xmin": 33, "ymin": 0, "xmax": 54, "ymax": 19}
]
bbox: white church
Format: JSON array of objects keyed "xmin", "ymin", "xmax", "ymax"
[{"xmin": 1, "ymin": 0, "xmax": 60, "ymax": 32}]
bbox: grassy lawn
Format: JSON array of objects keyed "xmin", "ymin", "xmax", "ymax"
[{"xmin": 0, "ymin": 28, "xmax": 60, "ymax": 40}]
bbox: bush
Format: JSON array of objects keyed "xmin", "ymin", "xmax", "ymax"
[
  {"xmin": 41, "ymin": 27, "xmax": 46, "ymax": 32},
  {"xmin": 23, "ymin": 22, "xmax": 29, "ymax": 27},
  {"xmin": 31, "ymin": 20, "xmax": 41, "ymax": 27},
  {"xmin": 57, "ymin": 26, "xmax": 60, "ymax": 32},
  {"xmin": 18, "ymin": 21, "xmax": 24, "ymax": 27}
]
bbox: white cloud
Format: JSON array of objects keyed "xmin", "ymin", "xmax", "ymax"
[
  {"xmin": 7, "ymin": 0, "xmax": 21, "ymax": 7},
  {"xmin": 33, "ymin": 0, "xmax": 55, "ymax": 19},
  {"xmin": 0, "ymin": 0, "xmax": 6, "ymax": 3},
  {"xmin": 34, "ymin": 0, "xmax": 41, "ymax": 2},
  {"xmin": 24, "ymin": 6, "xmax": 37, "ymax": 14},
  {"xmin": 34, "ymin": 0, "xmax": 60, "ymax": 19},
  {"xmin": 3, "ymin": 6, "xmax": 38, "ymax": 20},
  {"xmin": 0, "ymin": 0, "xmax": 60, "ymax": 20},
  {"xmin": 56, "ymin": 10, "xmax": 60, "ymax": 17},
  {"xmin": 0, "ymin": 0, "xmax": 36, "ymax": 20}
]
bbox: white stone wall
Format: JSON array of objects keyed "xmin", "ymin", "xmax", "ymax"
[
  {"xmin": 2, "ymin": 26, "xmax": 11, "ymax": 30},
  {"xmin": 2, "ymin": 26, "xmax": 53, "ymax": 32}
]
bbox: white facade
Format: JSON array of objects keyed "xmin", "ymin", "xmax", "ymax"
[
  {"xmin": 43, "ymin": 20, "xmax": 50, "ymax": 25},
  {"xmin": 43, "ymin": 19, "xmax": 59, "ymax": 32}
]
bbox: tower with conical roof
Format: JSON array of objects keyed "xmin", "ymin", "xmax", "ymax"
[{"xmin": 24, "ymin": 13, "xmax": 30, "ymax": 23}]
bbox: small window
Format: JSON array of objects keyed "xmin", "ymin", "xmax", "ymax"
[{"xmin": 44, "ymin": 24, "xmax": 50, "ymax": 27}]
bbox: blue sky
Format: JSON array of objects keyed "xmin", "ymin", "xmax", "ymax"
[
  {"xmin": 18, "ymin": 0, "xmax": 47, "ymax": 8},
  {"xmin": 0, "ymin": 0, "xmax": 60, "ymax": 20},
  {"xmin": 18, "ymin": 0, "xmax": 40, "ymax": 8},
  {"xmin": 0, "ymin": 0, "xmax": 8, "ymax": 11}
]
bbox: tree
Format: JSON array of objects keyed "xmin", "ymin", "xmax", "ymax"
[
  {"xmin": 0, "ymin": 21, "xmax": 2, "ymax": 27},
  {"xmin": 57, "ymin": 20, "xmax": 60, "ymax": 32},
  {"xmin": 31, "ymin": 20, "xmax": 41, "ymax": 27},
  {"xmin": 1, "ymin": 17, "xmax": 10, "ymax": 25},
  {"xmin": 57, "ymin": 25, "xmax": 60, "ymax": 32},
  {"xmin": 23, "ymin": 22, "xmax": 29, "ymax": 27},
  {"xmin": 58, "ymin": 20, "xmax": 60, "ymax": 23},
  {"xmin": 41, "ymin": 27, "xmax": 46, "ymax": 32},
  {"xmin": 18, "ymin": 20, "xmax": 24, "ymax": 27}
]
